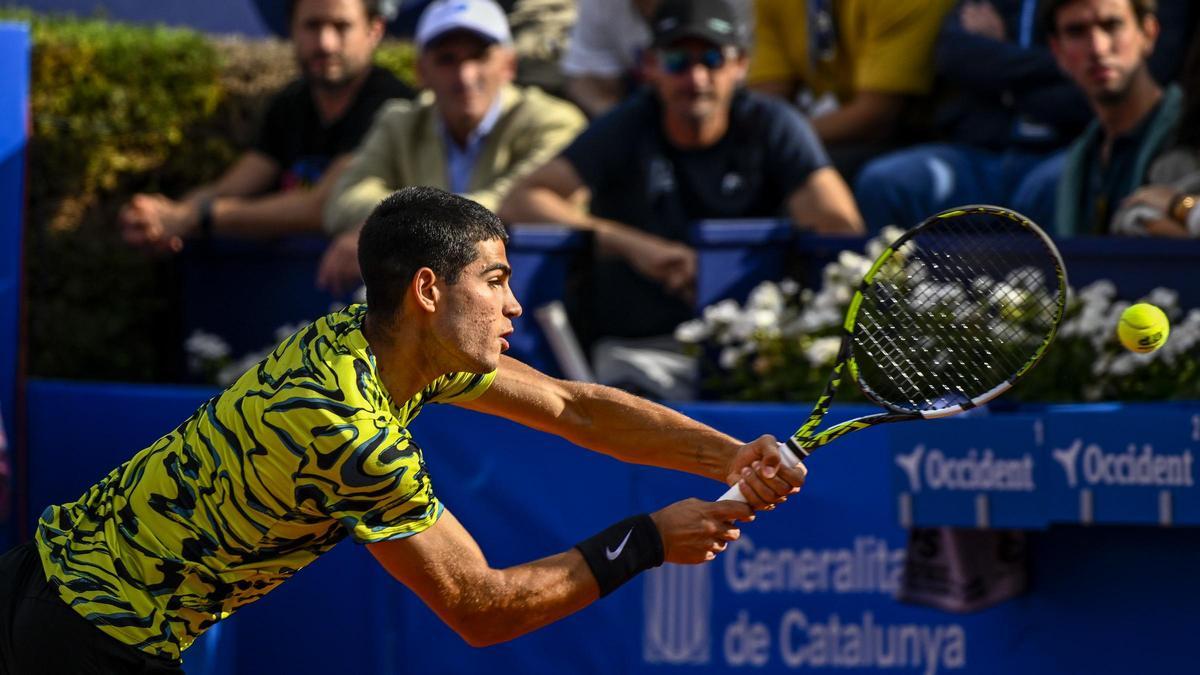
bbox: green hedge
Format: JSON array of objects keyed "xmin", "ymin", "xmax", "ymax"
[{"xmin": 3, "ymin": 9, "xmax": 414, "ymax": 381}]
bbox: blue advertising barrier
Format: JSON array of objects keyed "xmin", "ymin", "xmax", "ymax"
[
  {"xmin": 890, "ymin": 403, "xmax": 1200, "ymax": 529},
  {"xmin": 0, "ymin": 23, "xmax": 29, "ymax": 550},
  {"xmin": 22, "ymin": 379, "xmax": 1200, "ymax": 674}
]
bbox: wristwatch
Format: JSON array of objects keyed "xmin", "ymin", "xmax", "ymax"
[{"xmin": 1169, "ymin": 192, "xmax": 1197, "ymax": 224}]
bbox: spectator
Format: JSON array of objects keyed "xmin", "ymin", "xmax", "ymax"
[
  {"xmin": 319, "ymin": 0, "xmax": 585, "ymax": 293},
  {"xmin": 120, "ymin": 0, "xmax": 414, "ymax": 253},
  {"xmin": 391, "ymin": 0, "xmax": 579, "ymax": 95},
  {"xmin": 560, "ymin": 0, "xmax": 658, "ymax": 117},
  {"xmin": 853, "ymin": 0, "xmax": 1094, "ymax": 231},
  {"xmin": 500, "ymin": 0, "xmax": 862, "ymax": 353},
  {"xmin": 560, "ymin": 0, "xmax": 749, "ymax": 118},
  {"xmin": 746, "ymin": 0, "xmax": 957, "ymax": 181},
  {"xmin": 1113, "ymin": 33, "xmax": 1200, "ymax": 236},
  {"xmin": 1047, "ymin": 0, "xmax": 1182, "ymax": 235},
  {"xmin": 508, "ymin": 0, "xmax": 578, "ymax": 95}
]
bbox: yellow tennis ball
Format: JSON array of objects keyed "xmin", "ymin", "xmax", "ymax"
[{"xmin": 1117, "ymin": 303, "xmax": 1170, "ymax": 353}]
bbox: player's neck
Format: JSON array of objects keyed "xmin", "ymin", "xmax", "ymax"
[{"xmin": 363, "ymin": 314, "xmax": 446, "ymax": 405}]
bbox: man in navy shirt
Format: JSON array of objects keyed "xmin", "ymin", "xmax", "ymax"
[{"xmin": 500, "ymin": 0, "xmax": 862, "ymax": 346}]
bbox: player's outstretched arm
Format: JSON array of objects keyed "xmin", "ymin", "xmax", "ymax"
[
  {"xmin": 457, "ymin": 357, "xmax": 805, "ymax": 508},
  {"xmin": 368, "ymin": 499, "xmax": 753, "ymax": 647}
]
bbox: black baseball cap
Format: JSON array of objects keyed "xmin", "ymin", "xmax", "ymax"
[{"xmin": 650, "ymin": 0, "xmax": 746, "ymax": 49}]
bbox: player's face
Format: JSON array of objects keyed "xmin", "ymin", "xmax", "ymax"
[
  {"xmin": 436, "ymin": 238, "xmax": 523, "ymax": 373},
  {"xmin": 291, "ymin": 0, "xmax": 384, "ymax": 90},
  {"xmin": 1049, "ymin": 0, "xmax": 1158, "ymax": 106},
  {"xmin": 417, "ymin": 32, "xmax": 516, "ymax": 131},
  {"xmin": 648, "ymin": 38, "xmax": 747, "ymax": 125}
]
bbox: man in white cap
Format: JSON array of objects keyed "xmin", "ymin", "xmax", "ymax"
[{"xmin": 318, "ymin": 0, "xmax": 585, "ymax": 293}]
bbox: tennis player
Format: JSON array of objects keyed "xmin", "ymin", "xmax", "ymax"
[{"xmin": 0, "ymin": 187, "xmax": 804, "ymax": 673}]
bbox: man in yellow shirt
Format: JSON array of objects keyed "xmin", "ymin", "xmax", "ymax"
[
  {"xmin": 748, "ymin": 0, "xmax": 956, "ymax": 178},
  {"xmin": 0, "ymin": 187, "xmax": 803, "ymax": 673}
]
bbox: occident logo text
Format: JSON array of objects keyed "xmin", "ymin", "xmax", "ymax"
[
  {"xmin": 1052, "ymin": 439, "xmax": 1195, "ymax": 488},
  {"xmin": 895, "ymin": 445, "xmax": 1035, "ymax": 493}
]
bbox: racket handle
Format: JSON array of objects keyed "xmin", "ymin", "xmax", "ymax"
[{"xmin": 717, "ymin": 441, "xmax": 805, "ymax": 503}]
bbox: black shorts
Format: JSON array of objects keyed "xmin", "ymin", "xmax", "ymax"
[{"xmin": 0, "ymin": 541, "xmax": 183, "ymax": 675}]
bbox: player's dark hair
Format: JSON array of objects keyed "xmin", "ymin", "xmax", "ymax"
[
  {"xmin": 287, "ymin": 0, "xmax": 384, "ymax": 24},
  {"xmin": 1039, "ymin": 0, "xmax": 1156, "ymax": 37},
  {"xmin": 358, "ymin": 186, "xmax": 509, "ymax": 319}
]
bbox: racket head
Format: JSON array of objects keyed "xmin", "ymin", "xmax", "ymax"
[{"xmin": 844, "ymin": 205, "xmax": 1067, "ymax": 418}]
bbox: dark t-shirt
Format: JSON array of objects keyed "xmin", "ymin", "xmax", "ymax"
[
  {"xmin": 1079, "ymin": 99, "xmax": 1161, "ymax": 234},
  {"xmin": 562, "ymin": 88, "xmax": 829, "ymax": 340},
  {"xmin": 253, "ymin": 66, "xmax": 415, "ymax": 191}
]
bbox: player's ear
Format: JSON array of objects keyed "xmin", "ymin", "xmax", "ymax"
[{"xmin": 411, "ymin": 267, "xmax": 440, "ymax": 313}]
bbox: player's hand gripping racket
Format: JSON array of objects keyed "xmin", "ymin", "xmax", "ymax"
[{"xmin": 720, "ymin": 205, "xmax": 1068, "ymax": 502}]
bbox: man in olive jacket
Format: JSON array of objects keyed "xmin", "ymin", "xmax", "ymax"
[{"xmin": 319, "ymin": 0, "xmax": 585, "ymax": 292}]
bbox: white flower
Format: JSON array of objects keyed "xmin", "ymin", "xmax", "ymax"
[
  {"xmin": 185, "ymin": 330, "xmax": 231, "ymax": 362},
  {"xmin": 804, "ymin": 337, "xmax": 842, "ymax": 367},
  {"xmin": 836, "ymin": 250, "xmax": 871, "ymax": 280},
  {"xmin": 273, "ymin": 322, "xmax": 307, "ymax": 343},
  {"xmin": 703, "ymin": 298, "xmax": 742, "ymax": 326},
  {"xmin": 865, "ymin": 226, "xmax": 904, "ymax": 260},
  {"xmin": 674, "ymin": 318, "xmax": 710, "ymax": 344},
  {"xmin": 746, "ymin": 281, "xmax": 785, "ymax": 314},
  {"xmin": 798, "ymin": 307, "xmax": 842, "ymax": 332},
  {"xmin": 216, "ymin": 351, "xmax": 268, "ymax": 387},
  {"xmin": 779, "ymin": 278, "xmax": 801, "ymax": 296},
  {"xmin": 1078, "ymin": 280, "xmax": 1116, "ymax": 306},
  {"xmin": 1144, "ymin": 287, "xmax": 1180, "ymax": 315},
  {"xmin": 719, "ymin": 344, "xmax": 754, "ymax": 370},
  {"xmin": 1107, "ymin": 353, "xmax": 1144, "ymax": 377},
  {"xmin": 1005, "ymin": 267, "xmax": 1046, "ymax": 291}
]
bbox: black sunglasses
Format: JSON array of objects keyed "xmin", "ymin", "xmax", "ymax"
[{"xmin": 659, "ymin": 47, "xmax": 733, "ymax": 75}]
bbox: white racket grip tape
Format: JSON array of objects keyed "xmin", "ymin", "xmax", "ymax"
[{"xmin": 717, "ymin": 442, "xmax": 804, "ymax": 502}]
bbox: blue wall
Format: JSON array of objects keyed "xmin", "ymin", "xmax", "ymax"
[
  {"xmin": 0, "ymin": 23, "xmax": 29, "ymax": 549},
  {"xmin": 22, "ymin": 380, "xmax": 1200, "ymax": 674}
]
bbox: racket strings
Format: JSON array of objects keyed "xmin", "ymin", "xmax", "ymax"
[{"xmin": 852, "ymin": 211, "xmax": 1064, "ymax": 412}]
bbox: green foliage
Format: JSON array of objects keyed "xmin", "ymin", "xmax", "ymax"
[
  {"xmin": 375, "ymin": 40, "xmax": 418, "ymax": 86},
  {"xmin": 2, "ymin": 9, "xmax": 416, "ymax": 381}
]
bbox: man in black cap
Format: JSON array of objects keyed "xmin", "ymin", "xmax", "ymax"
[{"xmin": 501, "ymin": 0, "xmax": 862, "ymax": 355}]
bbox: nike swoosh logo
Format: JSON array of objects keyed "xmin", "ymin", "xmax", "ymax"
[{"xmin": 605, "ymin": 528, "xmax": 634, "ymax": 560}]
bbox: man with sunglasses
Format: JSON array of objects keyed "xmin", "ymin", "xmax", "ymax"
[{"xmin": 501, "ymin": 0, "xmax": 862, "ymax": 371}]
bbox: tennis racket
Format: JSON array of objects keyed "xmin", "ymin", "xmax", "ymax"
[{"xmin": 721, "ymin": 205, "xmax": 1068, "ymax": 502}]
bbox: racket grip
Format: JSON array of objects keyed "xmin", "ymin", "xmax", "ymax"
[{"xmin": 717, "ymin": 441, "xmax": 805, "ymax": 503}]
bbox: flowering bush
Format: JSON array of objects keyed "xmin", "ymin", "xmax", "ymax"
[{"xmin": 675, "ymin": 228, "xmax": 1200, "ymax": 403}]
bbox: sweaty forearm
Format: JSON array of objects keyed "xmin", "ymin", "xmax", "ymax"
[
  {"xmin": 559, "ymin": 381, "xmax": 740, "ymax": 482},
  {"xmin": 444, "ymin": 550, "xmax": 598, "ymax": 647}
]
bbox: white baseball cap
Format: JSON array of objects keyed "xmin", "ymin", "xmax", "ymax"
[{"xmin": 416, "ymin": 0, "xmax": 513, "ymax": 50}]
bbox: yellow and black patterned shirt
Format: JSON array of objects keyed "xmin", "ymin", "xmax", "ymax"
[{"xmin": 35, "ymin": 305, "xmax": 494, "ymax": 660}]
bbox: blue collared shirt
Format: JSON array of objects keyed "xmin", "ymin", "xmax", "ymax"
[{"xmin": 440, "ymin": 93, "xmax": 504, "ymax": 194}]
